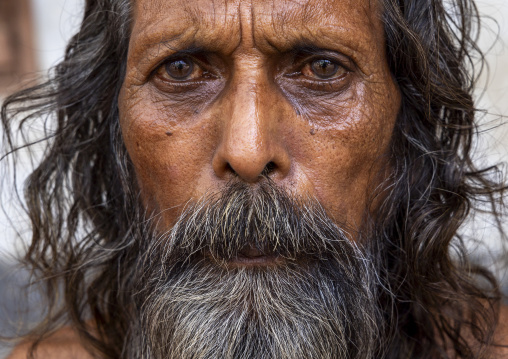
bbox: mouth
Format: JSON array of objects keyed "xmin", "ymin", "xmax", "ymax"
[{"xmin": 226, "ymin": 244, "xmax": 284, "ymax": 267}]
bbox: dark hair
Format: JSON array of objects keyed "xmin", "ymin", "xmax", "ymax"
[{"xmin": 1, "ymin": 0, "xmax": 506, "ymax": 357}]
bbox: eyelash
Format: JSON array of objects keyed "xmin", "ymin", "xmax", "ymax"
[
  {"xmin": 151, "ymin": 53, "xmax": 353, "ymax": 93},
  {"xmin": 151, "ymin": 55, "xmax": 216, "ymax": 92}
]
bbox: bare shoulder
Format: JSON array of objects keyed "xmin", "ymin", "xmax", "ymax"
[{"xmin": 6, "ymin": 327, "xmax": 93, "ymax": 359}]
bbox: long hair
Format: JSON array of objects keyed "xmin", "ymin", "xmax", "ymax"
[{"xmin": 1, "ymin": 0, "xmax": 506, "ymax": 357}]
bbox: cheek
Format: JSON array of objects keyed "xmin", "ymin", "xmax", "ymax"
[
  {"xmin": 118, "ymin": 87, "xmax": 217, "ymax": 222},
  {"xmin": 293, "ymin": 81, "xmax": 399, "ymax": 226}
]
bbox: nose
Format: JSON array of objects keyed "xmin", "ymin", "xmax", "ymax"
[{"xmin": 212, "ymin": 74, "xmax": 291, "ymax": 183}]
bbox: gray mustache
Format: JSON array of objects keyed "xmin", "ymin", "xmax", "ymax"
[{"xmin": 151, "ymin": 180, "xmax": 359, "ymax": 264}]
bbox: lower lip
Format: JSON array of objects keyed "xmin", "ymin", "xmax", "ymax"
[{"xmin": 228, "ymin": 254, "xmax": 283, "ymax": 267}]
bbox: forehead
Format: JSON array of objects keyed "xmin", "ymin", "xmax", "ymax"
[{"xmin": 130, "ymin": 0, "xmax": 383, "ymax": 61}]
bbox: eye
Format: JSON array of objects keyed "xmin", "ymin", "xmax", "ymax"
[
  {"xmin": 155, "ymin": 57, "xmax": 203, "ymax": 82},
  {"xmin": 167, "ymin": 59, "xmax": 193, "ymax": 79},
  {"xmin": 281, "ymin": 53, "xmax": 353, "ymax": 94},
  {"xmin": 301, "ymin": 58, "xmax": 345, "ymax": 80}
]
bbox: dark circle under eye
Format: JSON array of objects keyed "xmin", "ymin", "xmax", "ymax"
[
  {"xmin": 310, "ymin": 59, "xmax": 339, "ymax": 79},
  {"xmin": 165, "ymin": 59, "xmax": 193, "ymax": 80}
]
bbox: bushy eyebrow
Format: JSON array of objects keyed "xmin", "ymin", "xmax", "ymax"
[{"xmin": 129, "ymin": 17, "xmax": 240, "ymax": 66}]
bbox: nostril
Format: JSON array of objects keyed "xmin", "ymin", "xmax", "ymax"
[
  {"xmin": 261, "ymin": 162, "xmax": 276, "ymax": 177},
  {"xmin": 225, "ymin": 162, "xmax": 237, "ymax": 176},
  {"xmin": 222, "ymin": 160, "xmax": 278, "ymax": 182}
]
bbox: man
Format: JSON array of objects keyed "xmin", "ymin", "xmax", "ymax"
[{"xmin": 2, "ymin": 0, "xmax": 507, "ymax": 357}]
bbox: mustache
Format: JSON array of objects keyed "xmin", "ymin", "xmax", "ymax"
[{"xmin": 145, "ymin": 180, "xmax": 363, "ymax": 266}]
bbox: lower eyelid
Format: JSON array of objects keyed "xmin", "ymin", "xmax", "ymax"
[
  {"xmin": 284, "ymin": 68, "xmax": 349, "ymax": 81},
  {"xmin": 151, "ymin": 72, "xmax": 223, "ymax": 95},
  {"xmin": 151, "ymin": 79, "xmax": 207, "ymax": 94},
  {"xmin": 280, "ymin": 72, "xmax": 353, "ymax": 93}
]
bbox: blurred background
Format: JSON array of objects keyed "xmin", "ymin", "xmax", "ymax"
[{"xmin": 0, "ymin": 0, "xmax": 507, "ymax": 357}]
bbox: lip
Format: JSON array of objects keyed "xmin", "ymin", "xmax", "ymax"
[
  {"xmin": 228, "ymin": 244, "xmax": 284, "ymax": 267},
  {"xmin": 202, "ymin": 244, "xmax": 286, "ymax": 267},
  {"xmin": 229, "ymin": 253, "xmax": 282, "ymax": 267}
]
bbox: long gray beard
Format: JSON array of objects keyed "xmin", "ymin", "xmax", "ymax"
[{"xmin": 123, "ymin": 181, "xmax": 381, "ymax": 359}]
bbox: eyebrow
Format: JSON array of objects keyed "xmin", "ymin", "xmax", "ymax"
[{"xmin": 130, "ymin": 20, "xmax": 239, "ymax": 66}]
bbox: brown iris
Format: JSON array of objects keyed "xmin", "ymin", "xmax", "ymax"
[
  {"xmin": 310, "ymin": 59, "xmax": 339, "ymax": 79},
  {"xmin": 165, "ymin": 59, "xmax": 193, "ymax": 80}
]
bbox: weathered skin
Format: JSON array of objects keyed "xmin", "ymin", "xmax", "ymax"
[
  {"xmin": 8, "ymin": 0, "xmax": 508, "ymax": 357},
  {"xmin": 118, "ymin": 0, "xmax": 400, "ymax": 235}
]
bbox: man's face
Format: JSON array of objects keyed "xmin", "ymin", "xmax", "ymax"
[
  {"xmin": 117, "ymin": 2, "xmax": 401, "ymax": 355},
  {"xmin": 118, "ymin": 0, "xmax": 400, "ymax": 238}
]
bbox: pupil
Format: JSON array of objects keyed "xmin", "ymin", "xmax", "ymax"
[
  {"xmin": 311, "ymin": 59, "xmax": 337, "ymax": 78},
  {"xmin": 167, "ymin": 59, "xmax": 192, "ymax": 79}
]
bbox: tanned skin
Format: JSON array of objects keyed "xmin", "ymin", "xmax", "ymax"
[{"xmin": 6, "ymin": 0, "xmax": 508, "ymax": 357}]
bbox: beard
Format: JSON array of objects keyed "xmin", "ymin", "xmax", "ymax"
[{"xmin": 122, "ymin": 180, "xmax": 382, "ymax": 359}]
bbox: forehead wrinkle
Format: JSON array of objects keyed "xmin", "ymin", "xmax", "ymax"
[
  {"xmin": 185, "ymin": 0, "xmax": 235, "ymax": 31},
  {"xmin": 130, "ymin": 0, "xmax": 242, "ymax": 59},
  {"xmin": 129, "ymin": 0, "xmax": 385, "ymax": 73},
  {"xmin": 185, "ymin": 0, "xmax": 245, "ymax": 48},
  {"xmin": 233, "ymin": 0, "xmax": 259, "ymax": 53},
  {"xmin": 250, "ymin": 0, "xmax": 383, "ymax": 62}
]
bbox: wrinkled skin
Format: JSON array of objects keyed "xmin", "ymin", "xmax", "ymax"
[
  {"xmin": 8, "ymin": 1, "xmax": 508, "ymax": 359},
  {"xmin": 118, "ymin": 0, "xmax": 401, "ymax": 237}
]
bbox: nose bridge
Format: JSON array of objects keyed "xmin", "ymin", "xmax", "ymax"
[
  {"xmin": 213, "ymin": 65, "xmax": 286, "ymax": 183},
  {"xmin": 230, "ymin": 76, "xmax": 268, "ymax": 158}
]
